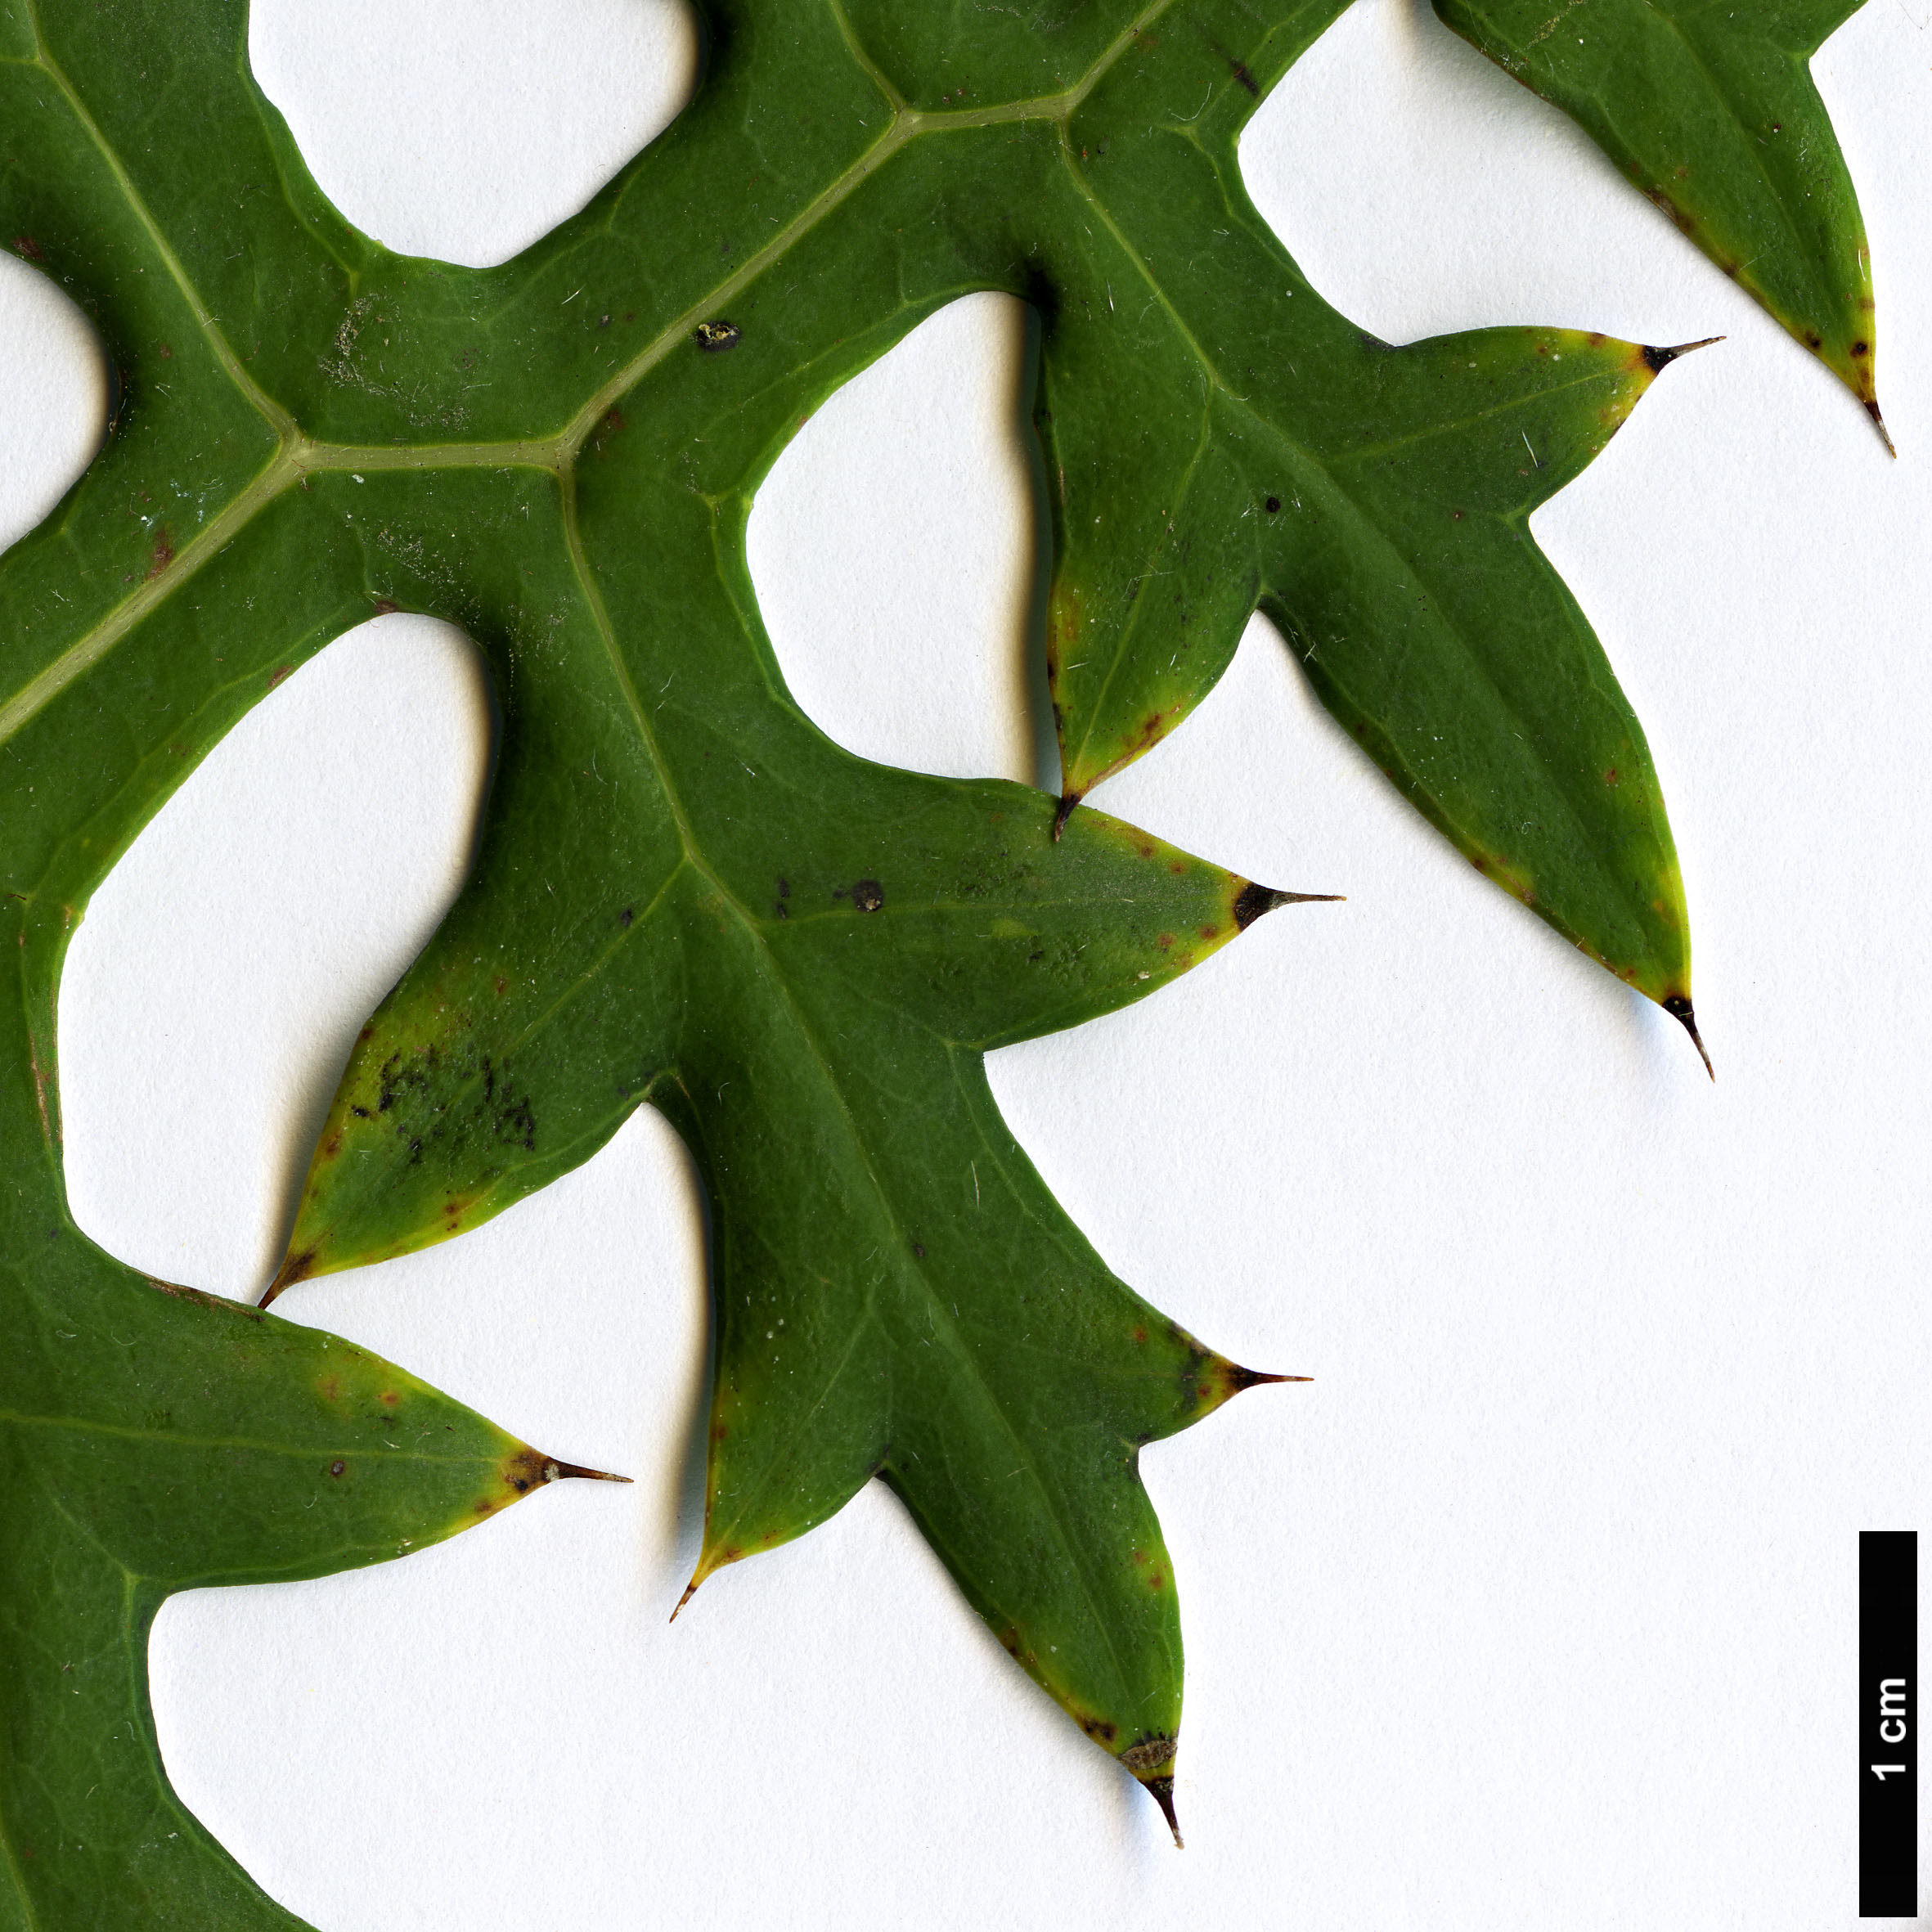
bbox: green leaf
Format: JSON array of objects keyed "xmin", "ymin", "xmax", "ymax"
[
  {"xmin": 0, "ymin": 0, "xmax": 1879, "ymax": 1911},
  {"xmin": 1433, "ymin": 0, "xmax": 1885, "ymax": 441},
  {"xmin": 0, "ymin": 920, "xmax": 622, "ymax": 1926}
]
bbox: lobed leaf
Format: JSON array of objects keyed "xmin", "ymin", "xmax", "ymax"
[{"xmin": 0, "ymin": 0, "xmax": 1883, "ymax": 1914}]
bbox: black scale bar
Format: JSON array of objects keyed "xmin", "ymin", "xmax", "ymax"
[{"xmin": 1861, "ymin": 1530, "xmax": 1916, "ymax": 1919}]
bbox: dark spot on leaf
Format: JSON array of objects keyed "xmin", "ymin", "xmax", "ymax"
[
  {"xmin": 912, "ymin": 1242, "xmax": 926, "ymax": 1259},
  {"xmin": 329, "ymin": 1460, "xmax": 345, "ymax": 1477},
  {"xmin": 1853, "ymin": 339, "xmax": 1870, "ymax": 357},
  {"xmin": 495, "ymin": 1093, "xmax": 536, "ymax": 1152},
  {"xmin": 1264, "ymin": 495, "xmax": 1281, "ymax": 514},
  {"xmin": 1228, "ymin": 57, "xmax": 1259, "ymax": 95},
  {"xmin": 146, "ymin": 529, "xmax": 174, "ymax": 579},
  {"xmin": 695, "ymin": 319, "xmax": 740, "ymax": 352},
  {"xmin": 267, "ymin": 664, "xmax": 293, "ymax": 690},
  {"xmin": 11, "ymin": 233, "xmax": 46, "ymax": 263},
  {"xmin": 620, "ymin": 905, "xmax": 634, "ymax": 928},
  {"xmin": 372, "ymin": 597, "xmax": 398, "ymax": 615},
  {"xmin": 852, "ymin": 879, "xmax": 883, "ymax": 913},
  {"xmin": 777, "ymin": 876, "xmax": 789, "ymax": 898}
]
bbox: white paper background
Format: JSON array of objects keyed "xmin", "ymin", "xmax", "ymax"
[{"xmin": 2, "ymin": 1, "xmax": 1927, "ymax": 1925}]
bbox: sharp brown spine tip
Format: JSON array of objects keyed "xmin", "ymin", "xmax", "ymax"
[
  {"xmin": 1232, "ymin": 881, "xmax": 1344, "ymax": 932},
  {"xmin": 669, "ymin": 1579, "xmax": 699, "ymax": 1624},
  {"xmin": 547, "ymin": 1459, "xmax": 631, "ymax": 1484},
  {"xmin": 1642, "ymin": 335, "xmax": 1723, "ymax": 374},
  {"xmin": 1143, "ymin": 1776, "xmax": 1184, "ymax": 1848},
  {"xmin": 1232, "ymin": 1367, "xmax": 1311, "ymax": 1389},
  {"xmin": 1866, "ymin": 398, "xmax": 1897, "ymax": 458},
  {"xmin": 1662, "ymin": 994, "xmax": 1714, "ymax": 1081}
]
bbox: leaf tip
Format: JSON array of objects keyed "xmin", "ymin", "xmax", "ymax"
[
  {"xmin": 1867, "ymin": 398, "xmax": 1897, "ymax": 459},
  {"xmin": 1639, "ymin": 335, "xmax": 1723, "ymax": 375},
  {"xmin": 545, "ymin": 1458, "xmax": 633, "ymax": 1485},
  {"xmin": 1148, "ymin": 1777, "xmax": 1184, "ymax": 1849},
  {"xmin": 1662, "ymin": 994, "xmax": 1714, "ymax": 1081},
  {"xmin": 258, "ymin": 1247, "xmax": 317, "ymax": 1309},
  {"xmin": 671, "ymin": 1539, "xmax": 737, "ymax": 1622},
  {"xmin": 1120, "ymin": 1741, "xmax": 1184, "ymax": 1846},
  {"xmin": 1231, "ymin": 879, "xmax": 1345, "ymax": 932}
]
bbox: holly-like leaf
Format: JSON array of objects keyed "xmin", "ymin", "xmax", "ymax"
[{"xmin": 0, "ymin": 0, "xmax": 1880, "ymax": 1915}]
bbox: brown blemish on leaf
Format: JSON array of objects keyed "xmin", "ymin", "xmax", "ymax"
[
  {"xmin": 372, "ymin": 597, "xmax": 399, "ymax": 616},
  {"xmin": 1264, "ymin": 494, "xmax": 1281, "ymax": 513},
  {"xmin": 1121, "ymin": 1733, "xmax": 1184, "ymax": 1840},
  {"xmin": 851, "ymin": 879, "xmax": 884, "ymax": 912},
  {"xmin": 694, "ymin": 319, "xmax": 740, "ymax": 352},
  {"xmin": 267, "ymin": 664, "xmax": 293, "ymax": 690},
  {"xmin": 1228, "ymin": 57, "xmax": 1259, "ymax": 95},
  {"xmin": 1603, "ymin": 766, "xmax": 1620, "ymax": 786},
  {"xmin": 328, "ymin": 1459, "xmax": 346, "ymax": 1477},
  {"xmin": 11, "ymin": 235, "xmax": 45, "ymax": 261},
  {"xmin": 492, "ymin": 1444, "xmax": 631, "ymax": 1512},
  {"xmin": 146, "ymin": 1276, "xmax": 265, "ymax": 1322},
  {"xmin": 28, "ymin": 1038, "xmax": 52, "ymax": 1146},
  {"xmin": 145, "ymin": 529, "xmax": 174, "ymax": 579}
]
